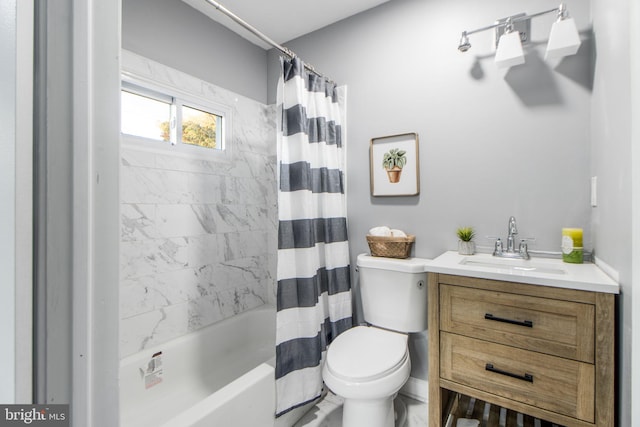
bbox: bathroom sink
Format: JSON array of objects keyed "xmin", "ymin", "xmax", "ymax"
[
  {"xmin": 426, "ymin": 251, "xmax": 619, "ymax": 294},
  {"xmin": 459, "ymin": 256, "xmax": 567, "ymax": 275}
]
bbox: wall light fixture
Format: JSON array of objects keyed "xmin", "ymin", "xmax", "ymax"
[
  {"xmin": 545, "ymin": 4, "xmax": 582, "ymax": 60},
  {"xmin": 458, "ymin": 3, "xmax": 581, "ymax": 69},
  {"xmin": 494, "ymin": 18, "xmax": 525, "ymax": 68}
]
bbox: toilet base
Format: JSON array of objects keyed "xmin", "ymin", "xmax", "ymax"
[{"xmin": 342, "ymin": 396, "xmax": 395, "ymax": 427}]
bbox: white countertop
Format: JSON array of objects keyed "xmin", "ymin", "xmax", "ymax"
[{"xmin": 425, "ymin": 251, "xmax": 620, "ymax": 294}]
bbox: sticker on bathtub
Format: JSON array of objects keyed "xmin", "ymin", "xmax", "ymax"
[{"xmin": 140, "ymin": 351, "xmax": 163, "ymax": 389}]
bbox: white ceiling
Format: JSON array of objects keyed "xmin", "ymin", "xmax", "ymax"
[{"xmin": 182, "ymin": 0, "xmax": 391, "ymax": 50}]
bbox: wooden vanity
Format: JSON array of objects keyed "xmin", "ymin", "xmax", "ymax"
[{"xmin": 426, "ymin": 253, "xmax": 618, "ymax": 427}]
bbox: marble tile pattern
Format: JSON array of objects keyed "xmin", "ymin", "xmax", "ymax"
[{"xmin": 120, "ymin": 51, "xmax": 278, "ymax": 357}]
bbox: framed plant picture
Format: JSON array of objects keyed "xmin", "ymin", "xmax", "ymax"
[{"xmin": 370, "ymin": 132, "xmax": 420, "ymax": 197}]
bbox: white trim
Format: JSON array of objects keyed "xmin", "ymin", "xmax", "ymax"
[
  {"xmin": 594, "ymin": 256, "xmax": 620, "ymax": 283},
  {"xmin": 0, "ymin": 0, "xmax": 18, "ymax": 404},
  {"xmin": 15, "ymin": 0, "xmax": 34, "ymax": 403},
  {"xmin": 400, "ymin": 376, "xmax": 429, "ymax": 403},
  {"xmin": 72, "ymin": 0, "xmax": 91, "ymax": 421},
  {"xmin": 0, "ymin": 0, "xmax": 33, "ymax": 405},
  {"xmin": 72, "ymin": 0, "xmax": 121, "ymax": 425}
]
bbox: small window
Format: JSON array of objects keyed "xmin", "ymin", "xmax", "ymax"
[
  {"xmin": 120, "ymin": 78, "xmax": 228, "ymax": 156},
  {"xmin": 181, "ymin": 105, "xmax": 223, "ymax": 149},
  {"xmin": 121, "ymin": 90, "xmax": 171, "ymax": 141}
]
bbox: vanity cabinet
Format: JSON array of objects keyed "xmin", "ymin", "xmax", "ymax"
[{"xmin": 428, "ymin": 273, "xmax": 615, "ymax": 427}]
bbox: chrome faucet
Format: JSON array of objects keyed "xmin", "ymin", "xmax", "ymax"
[
  {"xmin": 506, "ymin": 216, "xmax": 518, "ymax": 253},
  {"xmin": 492, "ymin": 216, "xmax": 531, "ymax": 259}
]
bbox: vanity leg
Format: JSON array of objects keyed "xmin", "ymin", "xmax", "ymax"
[{"xmin": 428, "ymin": 273, "xmax": 443, "ymax": 426}]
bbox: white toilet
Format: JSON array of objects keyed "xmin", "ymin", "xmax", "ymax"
[{"xmin": 322, "ymin": 254, "xmax": 429, "ymax": 427}]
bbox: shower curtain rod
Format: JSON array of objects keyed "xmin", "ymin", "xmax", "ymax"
[{"xmin": 203, "ymin": 0, "xmax": 328, "ymax": 79}]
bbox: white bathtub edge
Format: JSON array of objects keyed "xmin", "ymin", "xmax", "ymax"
[
  {"xmin": 159, "ymin": 363, "xmax": 275, "ymax": 427},
  {"xmin": 120, "ymin": 304, "xmax": 276, "ymax": 427}
]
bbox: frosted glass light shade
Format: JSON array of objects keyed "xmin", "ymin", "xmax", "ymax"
[
  {"xmin": 495, "ymin": 31, "xmax": 525, "ymax": 69},
  {"xmin": 545, "ymin": 17, "xmax": 581, "ymax": 60}
]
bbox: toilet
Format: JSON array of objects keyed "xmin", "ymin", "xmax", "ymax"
[{"xmin": 322, "ymin": 254, "xmax": 429, "ymax": 427}]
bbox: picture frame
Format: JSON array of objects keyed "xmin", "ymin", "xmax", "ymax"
[{"xmin": 370, "ymin": 132, "xmax": 420, "ymax": 197}]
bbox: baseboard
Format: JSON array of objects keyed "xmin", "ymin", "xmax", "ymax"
[{"xmin": 400, "ymin": 376, "xmax": 428, "ymax": 403}]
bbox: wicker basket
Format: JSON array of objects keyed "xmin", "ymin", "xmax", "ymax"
[{"xmin": 366, "ymin": 234, "xmax": 415, "ymax": 259}]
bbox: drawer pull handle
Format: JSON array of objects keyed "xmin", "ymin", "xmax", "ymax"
[
  {"xmin": 484, "ymin": 313, "xmax": 533, "ymax": 328},
  {"xmin": 485, "ymin": 363, "xmax": 533, "ymax": 383}
]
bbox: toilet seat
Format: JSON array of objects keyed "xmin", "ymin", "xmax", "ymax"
[{"xmin": 326, "ymin": 326, "xmax": 408, "ymax": 382}]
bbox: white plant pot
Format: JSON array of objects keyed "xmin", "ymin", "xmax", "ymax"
[{"xmin": 458, "ymin": 240, "xmax": 475, "ymax": 255}]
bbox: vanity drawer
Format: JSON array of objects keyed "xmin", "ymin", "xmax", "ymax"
[
  {"xmin": 440, "ymin": 284, "xmax": 595, "ymax": 362},
  {"xmin": 440, "ymin": 332, "xmax": 595, "ymax": 423}
]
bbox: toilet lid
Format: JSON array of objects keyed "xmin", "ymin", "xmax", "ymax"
[{"xmin": 326, "ymin": 326, "xmax": 408, "ymax": 382}]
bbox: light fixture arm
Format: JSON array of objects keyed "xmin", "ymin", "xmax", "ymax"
[{"xmin": 462, "ymin": 6, "xmax": 560, "ymax": 38}]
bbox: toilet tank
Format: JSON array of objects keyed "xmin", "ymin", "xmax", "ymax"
[{"xmin": 357, "ymin": 254, "xmax": 429, "ymax": 333}]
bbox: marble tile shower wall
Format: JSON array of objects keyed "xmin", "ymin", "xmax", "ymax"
[{"xmin": 119, "ymin": 51, "xmax": 277, "ymax": 357}]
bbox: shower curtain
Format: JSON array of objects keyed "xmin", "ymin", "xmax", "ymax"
[{"xmin": 275, "ymin": 57, "xmax": 352, "ymax": 417}]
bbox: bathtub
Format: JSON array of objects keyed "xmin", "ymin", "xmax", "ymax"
[{"xmin": 120, "ymin": 304, "xmax": 276, "ymax": 427}]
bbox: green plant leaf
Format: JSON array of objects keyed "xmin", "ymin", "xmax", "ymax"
[
  {"xmin": 382, "ymin": 147, "xmax": 409, "ymax": 170},
  {"xmin": 456, "ymin": 226, "xmax": 475, "ymax": 242}
]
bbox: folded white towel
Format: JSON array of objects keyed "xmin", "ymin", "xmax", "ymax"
[
  {"xmin": 456, "ymin": 419, "xmax": 479, "ymax": 427},
  {"xmin": 368, "ymin": 226, "xmax": 392, "ymax": 237},
  {"xmin": 390, "ymin": 229, "xmax": 407, "ymax": 237}
]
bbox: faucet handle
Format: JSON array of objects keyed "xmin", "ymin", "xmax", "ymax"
[
  {"xmin": 486, "ymin": 237, "xmax": 503, "ymax": 255},
  {"xmin": 518, "ymin": 238, "xmax": 535, "ymax": 259}
]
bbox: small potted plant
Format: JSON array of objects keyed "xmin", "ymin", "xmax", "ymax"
[
  {"xmin": 456, "ymin": 226, "xmax": 476, "ymax": 255},
  {"xmin": 382, "ymin": 148, "xmax": 407, "ymax": 183}
]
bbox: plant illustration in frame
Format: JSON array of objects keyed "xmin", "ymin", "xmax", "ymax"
[
  {"xmin": 382, "ymin": 148, "xmax": 407, "ymax": 183},
  {"xmin": 370, "ymin": 133, "xmax": 419, "ymax": 197}
]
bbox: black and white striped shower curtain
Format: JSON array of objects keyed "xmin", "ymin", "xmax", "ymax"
[{"xmin": 275, "ymin": 57, "xmax": 353, "ymax": 417}]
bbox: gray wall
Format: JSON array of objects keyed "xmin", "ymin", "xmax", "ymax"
[
  {"xmin": 123, "ymin": 0, "xmax": 268, "ymax": 103},
  {"xmin": 277, "ymin": 0, "xmax": 593, "ymax": 261},
  {"xmin": 12, "ymin": 0, "xmax": 33, "ymax": 403},
  {"xmin": 279, "ymin": 0, "xmax": 636, "ymax": 420},
  {"xmin": 273, "ymin": 0, "xmax": 595, "ymax": 384},
  {"xmin": 591, "ymin": 0, "xmax": 633, "ymax": 425}
]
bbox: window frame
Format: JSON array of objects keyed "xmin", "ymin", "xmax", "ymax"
[
  {"xmin": 120, "ymin": 83, "xmax": 173, "ymax": 142},
  {"xmin": 177, "ymin": 100, "xmax": 225, "ymax": 151},
  {"xmin": 120, "ymin": 72, "xmax": 232, "ymax": 161}
]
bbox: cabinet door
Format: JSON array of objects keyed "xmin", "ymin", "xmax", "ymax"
[
  {"xmin": 440, "ymin": 284, "xmax": 595, "ymax": 362},
  {"xmin": 440, "ymin": 332, "xmax": 595, "ymax": 423}
]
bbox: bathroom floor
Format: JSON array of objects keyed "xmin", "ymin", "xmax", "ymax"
[{"xmin": 294, "ymin": 392, "xmax": 428, "ymax": 427}]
